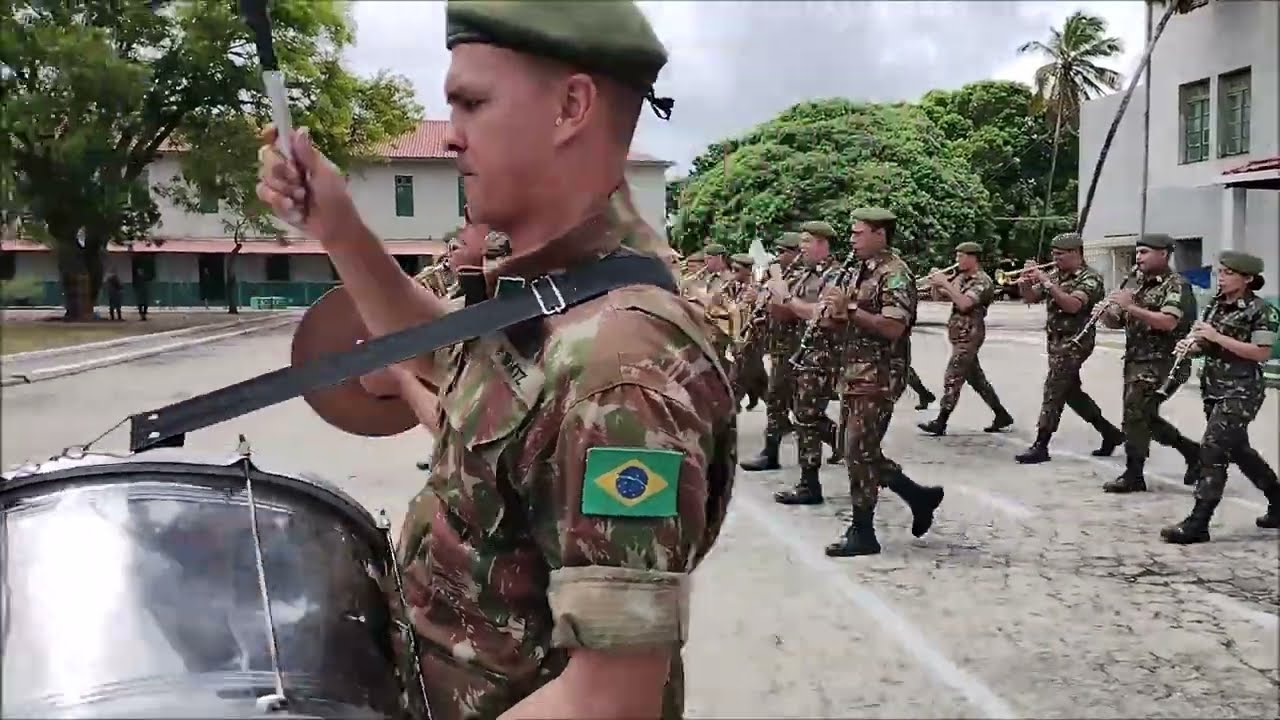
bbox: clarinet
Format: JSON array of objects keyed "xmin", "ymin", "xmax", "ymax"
[
  {"xmin": 788, "ymin": 253, "xmax": 863, "ymax": 369},
  {"xmin": 1157, "ymin": 298, "xmax": 1218, "ymax": 398},
  {"xmin": 1068, "ymin": 263, "xmax": 1140, "ymax": 346}
]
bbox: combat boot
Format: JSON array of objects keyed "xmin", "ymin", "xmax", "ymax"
[
  {"xmin": 915, "ymin": 389, "xmax": 936, "ymax": 411},
  {"xmin": 1174, "ymin": 438, "xmax": 1202, "ymax": 486},
  {"xmin": 1091, "ymin": 424, "xmax": 1125, "ymax": 457},
  {"xmin": 1015, "ymin": 430, "xmax": 1052, "ymax": 464},
  {"xmin": 745, "ymin": 393, "xmax": 760, "ymax": 411},
  {"xmin": 983, "ymin": 406, "xmax": 1014, "ymax": 433},
  {"xmin": 1103, "ymin": 453, "xmax": 1147, "ymax": 493},
  {"xmin": 774, "ymin": 467, "xmax": 824, "ymax": 505},
  {"xmin": 1160, "ymin": 498, "xmax": 1219, "ymax": 544},
  {"xmin": 917, "ymin": 409, "xmax": 951, "ymax": 436},
  {"xmin": 416, "ymin": 460, "xmax": 431, "ymax": 471},
  {"xmin": 885, "ymin": 471, "xmax": 944, "ymax": 537},
  {"xmin": 1253, "ymin": 470, "xmax": 1280, "ymax": 529},
  {"xmin": 740, "ymin": 434, "xmax": 782, "ymax": 472},
  {"xmin": 825, "ymin": 508, "xmax": 881, "ymax": 557}
]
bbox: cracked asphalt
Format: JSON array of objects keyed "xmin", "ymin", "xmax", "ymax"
[{"xmin": 2, "ymin": 302, "xmax": 1276, "ymax": 718}]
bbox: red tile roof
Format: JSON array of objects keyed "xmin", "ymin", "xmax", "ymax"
[{"xmin": 1222, "ymin": 156, "xmax": 1280, "ymax": 175}]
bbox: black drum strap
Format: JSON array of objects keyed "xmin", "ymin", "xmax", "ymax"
[{"xmin": 128, "ymin": 254, "xmax": 676, "ymax": 452}]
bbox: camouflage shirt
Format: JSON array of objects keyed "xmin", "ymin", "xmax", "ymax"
[
  {"xmin": 1123, "ymin": 270, "xmax": 1196, "ymax": 363},
  {"xmin": 946, "ymin": 269, "xmax": 996, "ymax": 344},
  {"xmin": 835, "ymin": 250, "xmax": 915, "ymax": 396},
  {"xmin": 1043, "ymin": 265, "xmax": 1105, "ymax": 346},
  {"xmin": 399, "ymin": 219, "xmax": 736, "ymax": 720},
  {"xmin": 1199, "ymin": 293, "xmax": 1279, "ymax": 401},
  {"xmin": 764, "ymin": 258, "xmax": 804, "ymax": 357},
  {"xmin": 789, "ymin": 256, "xmax": 840, "ymax": 360}
]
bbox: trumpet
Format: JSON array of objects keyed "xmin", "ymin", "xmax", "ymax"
[
  {"xmin": 916, "ymin": 263, "xmax": 960, "ymax": 290},
  {"xmin": 995, "ymin": 261, "xmax": 1057, "ymax": 285},
  {"xmin": 1067, "ymin": 263, "xmax": 1139, "ymax": 346}
]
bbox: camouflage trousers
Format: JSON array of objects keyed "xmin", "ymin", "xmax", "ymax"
[
  {"xmin": 731, "ymin": 339, "xmax": 768, "ymax": 404},
  {"xmin": 940, "ymin": 342, "xmax": 1004, "ymax": 414},
  {"xmin": 835, "ymin": 391, "xmax": 903, "ymax": 477},
  {"xmin": 1193, "ymin": 394, "xmax": 1280, "ymax": 503},
  {"xmin": 1038, "ymin": 343, "xmax": 1110, "ymax": 434},
  {"xmin": 764, "ymin": 353, "xmax": 797, "ymax": 438},
  {"xmin": 1123, "ymin": 360, "xmax": 1196, "ymax": 459},
  {"xmin": 906, "ymin": 366, "xmax": 931, "ymax": 399},
  {"xmin": 793, "ymin": 366, "xmax": 836, "ymax": 469},
  {"xmin": 842, "ymin": 393, "xmax": 897, "ymax": 511}
]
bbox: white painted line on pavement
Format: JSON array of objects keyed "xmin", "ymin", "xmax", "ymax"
[
  {"xmin": 948, "ymin": 484, "xmax": 1037, "ymax": 520},
  {"xmin": 735, "ymin": 493, "xmax": 1020, "ymax": 720},
  {"xmin": 1199, "ymin": 590, "xmax": 1279, "ymax": 632}
]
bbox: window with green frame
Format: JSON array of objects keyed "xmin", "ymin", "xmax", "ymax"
[
  {"xmin": 1218, "ymin": 68, "xmax": 1251, "ymax": 157},
  {"xmin": 1179, "ymin": 79, "xmax": 1210, "ymax": 164},
  {"xmin": 198, "ymin": 193, "xmax": 219, "ymax": 214},
  {"xmin": 457, "ymin": 174, "xmax": 467, "ymax": 217},
  {"xmin": 394, "ymin": 175, "xmax": 415, "ymax": 217}
]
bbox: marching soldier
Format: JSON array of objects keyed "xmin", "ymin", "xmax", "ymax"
[
  {"xmin": 818, "ymin": 207, "xmax": 944, "ymax": 555},
  {"xmin": 1098, "ymin": 233, "xmax": 1202, "ymax": 492},
  {"xmin": 728, "ymin": 252, "xmax": 767, "ymax": 410},
  {"xmin": 771, "ymin": 220, "xmax": 841, "ymax": 504},
  {"xmin": 687, "ymin": 244, "xmax": 735, "ymax": 362},
  {"xmin": 1014, "ymin": 232, "xmax": 1125, "ymax": 464},
  {"xmin": 413, "ymin": 238, "xmax": 460, "ymax": 299},
  {"xmin": 918, "ymin": 241, "xmax": 1014, "ymax": 436},
  {"xmin": 256, "ymin": 2, "xmax": 736, "ymax": 717},
  {"xmin": 1162, "ymin": 251, "xmax": 1280, "ymax": 543},
  {"xmin": 741, "ymin": 232, "xmax": 804, "ymax": 471}
]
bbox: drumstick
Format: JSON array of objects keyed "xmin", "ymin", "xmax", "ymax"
[{"xmin": 240, "ymin": 0, "xmax": 304, "ymax": 225}]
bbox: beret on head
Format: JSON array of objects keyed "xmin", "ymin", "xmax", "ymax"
[
  {"xmin": 799, "ymin": 221, "xmax": 836, "ymax": 240},
  {"xmin": 1219, "ymin": 250, "xmax": 1264, "ymax": 276},
  {"xmin": 730, "ymin": 253, "xmax": 754, "ymax": 267},
  {"xmin": 686, "ymin": 251, "xmax": 705, "ymax": 261},
  {"xmin": 954, "ymin": 241, "xmax": 982, "ymax": 255},
  {"xmin": 445, "ymin": 0, "xmax": 673, "ymax": 117},
  {"xmin": 1050, "ymin": 232, "xmax": 1084, "ymax": 250},
  {"xmin": 850, "ymin": 207, "xmax": 896, "ymax": 224},
  {"xmin": 703, "ymin": 244, "xmax": 727, "ymax": 257},
  {"xmin": 1135, "ymin": 233, "xmax": 1174, "ymax": 250},
  {"xmin": 774, "ymin": 232, "xmax": 802, "ymax": 250}
]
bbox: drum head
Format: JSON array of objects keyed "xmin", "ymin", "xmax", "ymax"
[{"xmin": 291, "ymin": 287, "xmax": 417, "ymax": 437}]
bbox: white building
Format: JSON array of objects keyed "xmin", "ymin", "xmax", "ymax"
[
  {"xmin": 0, "ymin": 119, "xmax": 671, "ymax": 307},
  {"xmin": 1078, "ymin": 0, "xmax": 1278, "ymax": 296}
]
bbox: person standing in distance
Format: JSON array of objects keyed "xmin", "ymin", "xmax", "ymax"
[
  {"xmin": 740, "ymin": 232, "xmax": 803, "ymax": 471},
  {"xmin": 256, "ymin": 3, "xmax": 736, "ymax": 718}
]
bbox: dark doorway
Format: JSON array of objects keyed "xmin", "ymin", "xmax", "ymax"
[
  {"xmin": 198, "ymin": 253, "xmax": 227, "ymax": 302},
  {"xmin": 394, "ymin": 254, "xmax": 419, "ymax": 276},
  {"xmin": 131, "ymin": 253, "xmax": 157, "ymax": 283}
]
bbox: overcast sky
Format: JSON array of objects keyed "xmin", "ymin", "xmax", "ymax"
[{"xmin": 343, "ymin": 1, "xmax": 1148, "ymax": 176}]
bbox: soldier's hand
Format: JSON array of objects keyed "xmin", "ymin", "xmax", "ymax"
[
  {"xmin": 1023, "ymin": 259, "xmax": 1036, "ymax": 269},
  {"xmin": 1190, "ymin": 320, "xmax": 1219, "ymax": 344},
  {"xmin": 819, "ymin": 287, "xmax": 849, "ymax": 320},
  {"xmin": 1107, "ymin": 289, "xmax": 1135, "ymax": 309},
  {"xmin": 1174, "ymin": 337, "xmax": 1201, "ymax": 356},
  {"xmin": 742, "ymin": 287, "xmax": 759, "ymax": 305},
  {"xmin": 257, "ymin": 125, "xmax": 358, "ymax": 241},
  {"xmin": 927, "ymin": 271, "xmax": 948, "ymax": 288},
  {"xmin": 765, "ymin": 278, "xmax": 789, "ymax": 299},
  {"xmin": 1026, "ymin": 267, "xmax": 1047, "ymax": 285}
]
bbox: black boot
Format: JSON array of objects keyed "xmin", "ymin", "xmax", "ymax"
[
  {"xmin": 1015, "ymin": 430, "xmax": 1052, "ymax": 464},
  {"xmin": 1091, "ymin": 424, "xmax": 1125, "ymax": 457},
  {"xmin": 983, "ymin": 406, "xmax": 1014, "ymax": 433},
  {"xmin": 825, "ymin": 507, "xmax": 881, "ymax": 557},
  {"xmin": 1103, "ymin": 453, "xmax": 1147, "ymax": 493},
  {"xmin": 774, "ymin": 466, "xmax": 824, "ymax": 505},
  {"xmin": 1160, "ymin": 498, "xmax": 1219, "ymax": 544},
  {"xmin": 915, "ymin": 389, "xmax": 936, "ymax": 411},
  {"xmin": 1257, "ymin": 505, "xmax": 1280, "ymax": 529},
  {"xmin": 917, "ymin": 408, "xmax": 950, "ymax": 436},
  {"xmin": 745, "ymin": 393, "xmax": 760, "ymax": 411},
  {"xmin": 1174, "ymin": 438, "xmax": 1201, "ymax": 486},
  {"xmin": 415, "ymin": 460, "xmax": 431, "ymax": 471},
  {"xmin": 1255, "ymin": 473, "xmax": 1280, "ymax": 529},
  {"xmin": 741, "ymin": 434, "xmax": 781, "ymax": 472},
  {"xmin": 885, "ymin": 472, "xmax": 944, "ymax": 537}
]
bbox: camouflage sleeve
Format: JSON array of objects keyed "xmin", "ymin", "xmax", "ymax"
[
  {"xmin": 1075, "ymin": 272, "xmax": 1104, "ymax": 307},
  {"xmin": 966, "ymin": 273, "xmax": 995, "ymax": 306},
  {"xmin": 879, "ymin": 267, "xmax": 914, "ymax": 323},
  {"xmin": 1252, "ymin": 302, "xmax": 1280, "ymax": 347},
  {"xmin": 1158, "ymin": 278, "xmax": 1187, "ymax": 318}
]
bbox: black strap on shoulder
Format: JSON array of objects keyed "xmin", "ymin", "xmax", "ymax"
[{"xmin": 128, "ymin": 253, "xmax": 676, "ymax": 452}]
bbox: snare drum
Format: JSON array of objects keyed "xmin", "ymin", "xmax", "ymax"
[{"xmin": 0, "ymin": 448, "xmax": 420, "ymax": 719}]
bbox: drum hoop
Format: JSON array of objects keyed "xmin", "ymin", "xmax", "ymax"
[{"xmin": 0, "ymin": 459, "xmax": 388, "ymax": 554}]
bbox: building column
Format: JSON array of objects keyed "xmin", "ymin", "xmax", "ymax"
[{"xmin": 1220, "ymin": 186, "xmax": 1247, "ymax": 252}]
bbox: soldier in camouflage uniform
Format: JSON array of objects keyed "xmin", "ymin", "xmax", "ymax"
[
  {"xmin": 741, "ymin": 232, "xmax": 803, "ymax": 471},
  {"xmin": 906, "ymin": 366, "xmax": 935, "ymax": 410},
  {"xmin": 1162, "ymin": 251, "xmax": 1280, "ymax": 543},
  {"xmin": 771, "ymin": 220, "xmax": 842, "ymax": 504},
  {"xmin": 1098, "ymin": 233, "xmax": 1202, "ymax": 493},
  {"xmin": 818, "ymin": 207, "xmax": 945, "ymax": 555},
  {"xmin": 1013, "ymin": 233, "xmax": 1125, "ymax": 464},
  {"xmin": 685, "ymin": 244, "xmax": 735, "ymax": 361},
  {"xmin": 918, "ymin": 242, "xmax": 1014, "ymax": 435},
  {"xmin": 256, "ymin": 3, "xmax": 735, "ymax": 718},
  {"xmin": 727, "ymin": 252, "xmax": 767, "ymax": 410}
]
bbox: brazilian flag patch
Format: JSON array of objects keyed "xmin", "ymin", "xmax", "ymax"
[
  {"xmin": 886, "ymin": 273, "xmax": 907, "ymax": 291},
  {"xmin": 581, "ymin": 447, "xmax": 682, "ymax": 518}
]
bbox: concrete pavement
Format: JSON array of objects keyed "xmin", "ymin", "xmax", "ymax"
[{"xmin": 2, "ymin": 318, "xmax": 1276, "ymax": 718}]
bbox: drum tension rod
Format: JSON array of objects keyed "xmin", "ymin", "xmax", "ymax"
[{"xmin": 237, "ymin": 434, "xmax": 290, "ymax": 714}]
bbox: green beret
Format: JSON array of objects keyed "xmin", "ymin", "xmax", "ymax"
[
  {"xmin": 1135, "ymin": 233, "xmax": 1174, "ymax": 250},
  {"xmin": 850, "ymin": 207, "xmax": 896, "ymax": 223},
  {"xmin": 799, "ymin": 221, "xmax": 836, "ymax": 240},
  {"xmin": 686, "ymin": 251, "xmax": 704, "ymax": 261},
  {"xmin": 729, "ymin": 253, "xmax": 754, "ymax": 267},
  {"xmin": 955, "ymin": 241, "xmax": 982, "ymax": 255},
  {"xmin": 773, "ymin": 232, "xmax": 802, "ymax": 250},
  {"xmin": 1050, "ymin": 232, "xmax": 1084, "ymax": 250},
  {"xmin": 703, "ymin": 244, "xmax": 727, "ymax": 257},
  {"xmin": 445, "ymin": 1, "xmax": 669, "ymax": 95},
  {"xmin": 1219, "ymin": 250, "xmax": 1264, "ymax": 276}
]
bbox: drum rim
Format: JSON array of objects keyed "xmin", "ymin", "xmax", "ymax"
[{"xmin": 0, "ymin": 456, "xmax": 388, "ymax": 552}]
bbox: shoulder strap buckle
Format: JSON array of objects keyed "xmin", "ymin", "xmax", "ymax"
[{"xmin": 531, "ymin": 275, "xmax": 567, "ymax": 315}]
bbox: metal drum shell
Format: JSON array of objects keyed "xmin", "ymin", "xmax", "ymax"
[{"xmin": 0, "ymin": 449, "xmax": 410, "ymax": 719}]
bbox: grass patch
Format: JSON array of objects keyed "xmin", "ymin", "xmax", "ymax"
[{"xmin": 0, "ymin": 312, "xmax": 236, "ymax": 355}]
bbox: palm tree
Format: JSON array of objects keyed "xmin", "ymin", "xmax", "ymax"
[{"xmin": 1017, "ymin": 11, "xmax": 1124, "ymax": 253}]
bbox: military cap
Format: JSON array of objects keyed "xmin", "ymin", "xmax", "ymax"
[
  {"xmin": 1219, "ymin": 250, "xmax": 1264, "ymax": 276},
  {"xmin": 729, "ymin": 253, "xmax": 754, "ymax": 267},
  {"xmin": 799, "ymin": 221, "xmax": 836, "ymax": 240},
  {"xmin": 703, "ymin": 244, "xmax": 727, "ymax": 256},
  {"xmin": 850, "ymin": 207, "xmax": 896, "ymax": 223},
  {"xmin": 774, "ymin": 232, "xmax": 802, "ymax": 250},
  {"xmin": 445, "ymin": 1, "xmax": 673, "ymax": 116},
  {"xmin": 1050, "ymin": 232, "xmax": 1084, "ymax": 250},
  {"xmin": 955, "ymin": 241, "xmax": 982, "ymax": 255},
  {"xmin": 1135, "ymin": 233, "xmax": 1174, "ymax": 249},
  {"xmin": 686, "ymin": 251, "xmax": 705, "ymax": 261}
]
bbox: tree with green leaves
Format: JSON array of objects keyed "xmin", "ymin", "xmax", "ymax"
[{"xmin": 1, "ymin": 0, "xmax": 420, "ymax": 319}]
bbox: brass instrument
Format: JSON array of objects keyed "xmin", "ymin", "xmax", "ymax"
[
  {"xmin": 739, "ymin": 259, "xmax": 790, "ymax": 347},
  {"xmin": 789, "ymin": 253, "xmax": 862, "ymax": 369},
  {"xmin": 1068, "ymin": 263, "xmax": 1139, "ymax": 346},
  {"xmin": 1157, "ymin": 300, "xmax": 1218, "ymax": 398},
  {"xmin": 995, "ymin": 261, "xmax": 1057, "ymax": 285},
  {"xmin": 412, "ymin": 254, "xmax": 454, "ymax": 297},
  {"xmin": 916, "ymin": 263, "xmax": 960, "ymax": 290}
]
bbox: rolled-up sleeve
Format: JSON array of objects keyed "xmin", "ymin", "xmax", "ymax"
[
  {"xmin": 879, "ymin": 268, "xmax": 915, "ymax": 323},
  {"xmin": 1251, "ymin": 304, "xmax": 1280, "ymax": 347}
]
